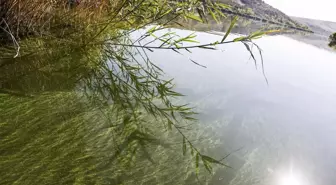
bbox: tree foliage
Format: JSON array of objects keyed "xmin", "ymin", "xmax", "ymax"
[{"xmin": 329, "ymin": 32, "xmax": 336, "ymax": 49}]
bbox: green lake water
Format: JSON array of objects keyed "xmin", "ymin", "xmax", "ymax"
[{"xmin": 1, "ymin": 26, "xmax": 336, "ymax": 185}]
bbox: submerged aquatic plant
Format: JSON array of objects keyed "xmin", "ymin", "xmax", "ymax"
[{"xmin": 0, "ymin": 0, "xmax": 270, "ymax": 184}]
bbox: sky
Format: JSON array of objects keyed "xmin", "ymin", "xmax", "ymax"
[{"xmin": 263, "ymin": 0, "xmax": 336, "ymax": 22}]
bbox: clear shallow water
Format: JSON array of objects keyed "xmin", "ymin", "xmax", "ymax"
[
  {"xmin": 1, "ymin": 26, "xmax": 336, "ymax": 185},
  {"xmin": 147, "ymin": 30, "xmax": 336, "ymax": 185}
]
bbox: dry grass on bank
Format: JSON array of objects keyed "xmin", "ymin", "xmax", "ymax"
[{"xmin": 0, "ymin": 0, "xmax": 119, "ymax": 42}]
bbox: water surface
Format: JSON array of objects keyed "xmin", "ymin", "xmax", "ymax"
[
  {"xmin": 148, "ymin": 29, "xmax": 336, "ymax": 185},
  {"xmin": 2, "ymin": 25, "xmax": 336, "ymax": 185}
]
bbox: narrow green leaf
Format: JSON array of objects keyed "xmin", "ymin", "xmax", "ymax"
[
  {"xmin": 203, "ymin": 160, "xmax": 213, "ymax": 174},
  {"xmin": 146, "ymin": 48, "xmax": 154, "ymax": 52},
  {"xmin": 264, "ymin": 29, "xmax": 281, "ymax": 35},
  {"xmin": 249, "ymin": 31, "xmax": 265, "ymax": 39},
  {"xmin": 217, "ymin": 3, "xmax": 231, "ymax": 9},
  {"xmin": 195, "ymin": 154, "xmax": 200, "ymax": 174},
  {"xmin": 221, "ymin": 16, "xmax": 238, "ymax": 42},
  {"xmin": 189, "ymin": 59, "xmax": 206, "ymax": 68},
  {"xmin": 233, "ymin": 36, "xmax": 247, "ymax": 42},
  {"xmin": 201, "ymin": 155, "xmax": 232, "ymax": 168},
  {"xmin": 208, "ymin": 9, "xmax": 219, "ymax": 23},
  {"xmin": 215, "ymin": 8, "xmax": 226, "ymax": 17},
  {"xmin": 186, "ymin": 14, "xmax": 203, "ymax": 22},
  {"xmin": 196, "ymin": 8, "xmax": 207, "ymax": 23},
  {"xmin": 185, "ymin": 48, "xmax": 192, "ymax": 53},
  {"xmin": 173, "ymin": 43, "xmax": 180, "ymax": 49},
  {"xmin": 162, "ymin": 9, "xmax": 172, "ymax": 17},
  {"xmin": 252, "ymin": 42, "xmax": 268, "ymax": 84},
  {"xmin": 147, "ymin": 26, "xmax": 158, "ymax": 34},
  {"xmin": 159, "ymin": 37, "xmax": 174, "ymax": 47},
  {"xmin": 182, "ymin": 137, "xmax": 187, "ymax": 156},
  {"xmin": 162, "ymin": 79, "xmax": 173, "ymax": 86},
  {"xmin": 167, "ymin": 90, "xmax": 184, "ymax": 96},
  {"xmin": 190, "ymin": 143, "xmax": 194, "ymax": 156},
  {"xmin": 199, "ymin": 46, "xmax": 216, "ymax": 50},
  {"xmin": 185, "ymin": 116, "xmax": 197, "ymax": 121},
  {"xmin": 250, "ymin": 36, "xmax": 263, "ymax": 40},
  {"xmin": 242, "ymin": 42, "xmax": 257, "ymax": 68},
  {"xmin": 171, "ymin": 110, "xmax": 176, "ymax": 120},
  {"xmin": 167, "ymin": 120, "xmax": 173, "ymax": 130},
  {"xmin": 201, "ymin": 155, "xmax": 221, "ymax": 164}
]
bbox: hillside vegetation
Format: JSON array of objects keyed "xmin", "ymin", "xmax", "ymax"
[{"xmin": 215, "ymin": 0, "xmax": 310, "ymax": 31}]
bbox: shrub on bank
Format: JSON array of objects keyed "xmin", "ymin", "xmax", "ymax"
[{"xmin": 329, "ymin": 32, "xmax": 336, "ymax": 49}]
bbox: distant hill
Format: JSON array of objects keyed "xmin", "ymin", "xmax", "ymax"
[
  {"xmin": 287, "ymin": 17, "xmax": 336, "ymax": 51},
  {"xmin": 215, "ymin": 0, "xmax": 310, "ymax": 31},
  {"xmin": 291, "ymin": 17, "xmax": 336, "ymax": 37},
  {"xmin": 213, "ymin": 0, "xmax": 336, "ymax": 51}
]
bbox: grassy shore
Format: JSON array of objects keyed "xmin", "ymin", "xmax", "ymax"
[{"xmin": 0, "ymin": 0, "xmax": 115, "ymax": 41}]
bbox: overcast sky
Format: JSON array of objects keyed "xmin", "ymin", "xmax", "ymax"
[{"xmin": 263, "ymin": 0, "xmax": 336, "ymax": 22}]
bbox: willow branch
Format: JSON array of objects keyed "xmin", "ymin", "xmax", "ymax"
[{"xmin": 106, "ymin": 39, "xmax": 243, "ymax": 50}]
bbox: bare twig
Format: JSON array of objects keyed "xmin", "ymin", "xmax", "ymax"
[{"xmin": 1, "ymin": 18, "xmax": 20, "ymax": 58}]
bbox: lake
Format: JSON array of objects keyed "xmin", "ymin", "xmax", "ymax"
[
  {"xmin": 145, "ymin": 29, "xmax": 336, "ymax": 185},
  {"xmin": 1, "ymin": 25, "xmax": 336, "ymax": 185}
]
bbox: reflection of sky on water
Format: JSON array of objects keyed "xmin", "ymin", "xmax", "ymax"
[{"xmin": 142, "ymin": 29, "xmax": 336, "ymax": 185}]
